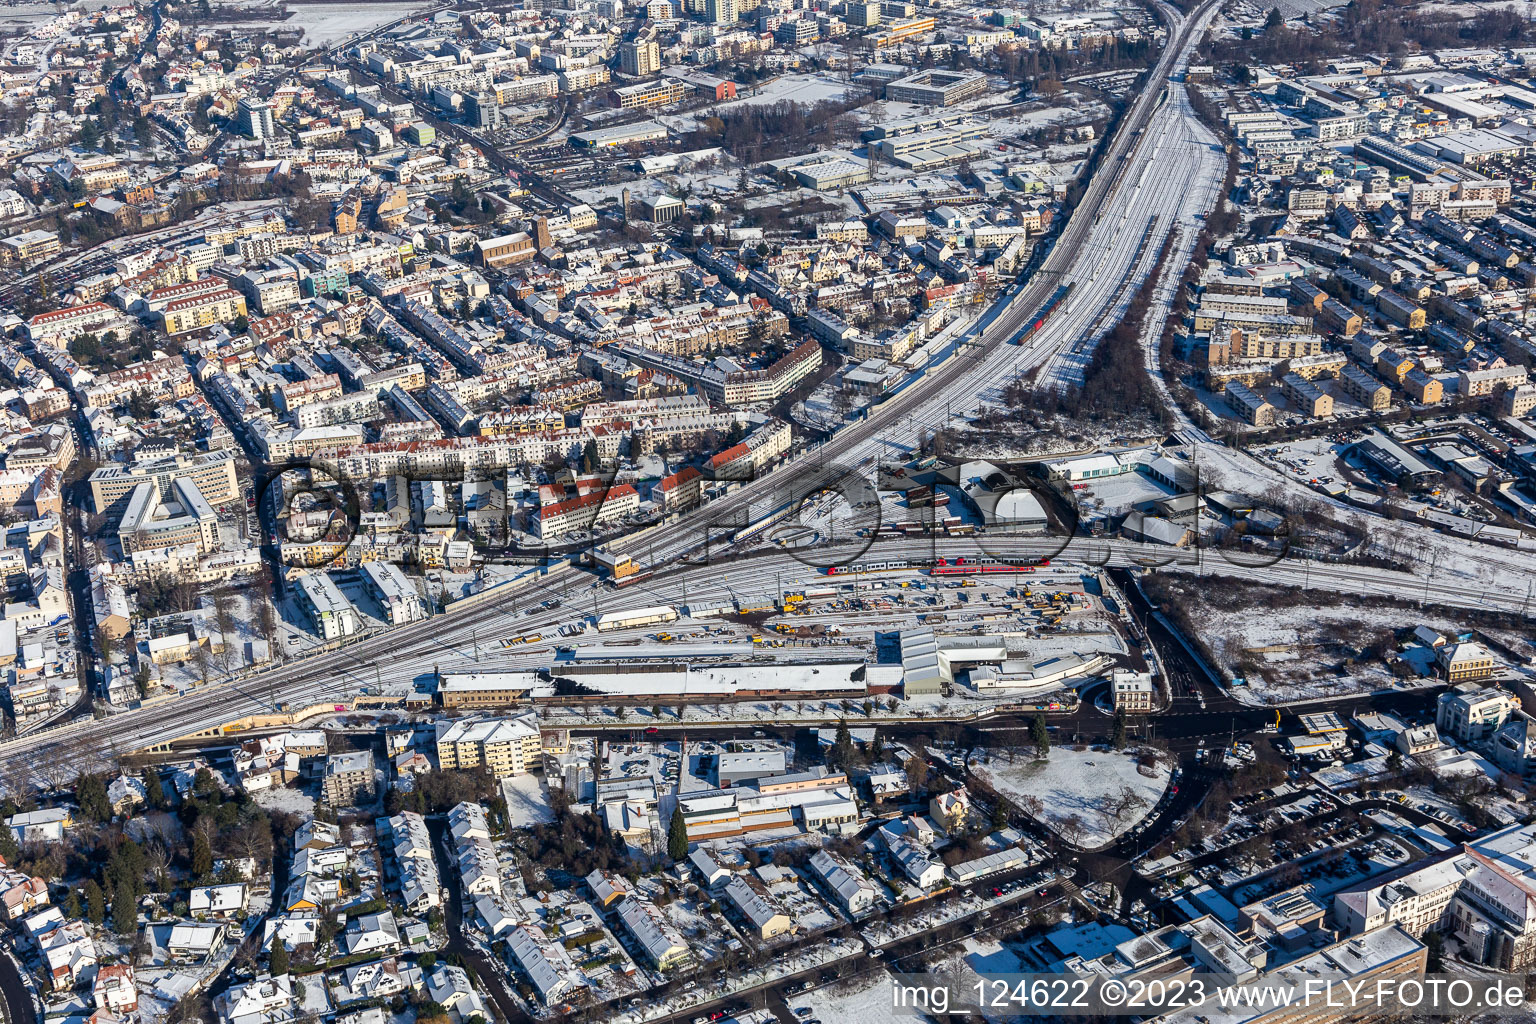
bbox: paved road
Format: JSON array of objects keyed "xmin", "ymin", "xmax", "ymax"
[
  {"xmin": 0, "ymin": 947, "xmax": 36, "ymax": 1024},
  {"xmin": 428, "ymin": 816, "xmax": 535, "ymax": 1024}
]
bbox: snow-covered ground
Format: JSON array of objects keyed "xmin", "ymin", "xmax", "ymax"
[
  {"xmin": 971, "ymin": 745, "xmax": 1170, "ymax": 848},
  {"xmin": 501, "ymin": 774, "xmax": 555, "ymax": 828},
  {"xmin": 232, "ymin": 2, "xmax": 437, "ymax": 46},
  {"xmin": 252, "ymin": 786, "xmax": 316, "ymax": 816},
  {"xmin": 718, "ymin": 73, "xmax": 852, "ymax": 111},
  {"xmin": 1146, "ymin": 575, "xmax": 1512, "ymax": 705},
  {"xmin": 792, "ymin": 969, "xmax": 898, "ymax": 1024},
  {"xmin": 927, "ymin": 937, "xmax": 1038, "ymax": 1023}
]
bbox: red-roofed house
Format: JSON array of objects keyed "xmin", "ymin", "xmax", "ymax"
[
  {"xmin": 93, "ymin": 963, "xmax": 137, "ymax": 1014},
  {"xmin": 654, "ymin": 466, "xmax": 702, "ymax": 513},
  {"xmin": 706, "ymin": 442, "xmax": 753, "ymax": 480},
  {"xmin": 0, "ymin": 875, "xmax": 48, "ymax": 922},
  {"xmin": 535, "ymin": 483, "xmax": 639, "ymax": 540}
]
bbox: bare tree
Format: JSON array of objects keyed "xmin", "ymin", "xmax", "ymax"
[
  {"xmin": 37, "ymin": 743, "xmax": 77, "ymax": 794},
  {"xmin": 212, "ymin": 588, "xmax": 238, "ymax": 671},
  {"xmin": 1058, "ymin": 813, "xmax": 1090, "ymax": 847},
  {"xmin": 1100, "ymin": 784, "xmax": 1148, "ymax": 832}
]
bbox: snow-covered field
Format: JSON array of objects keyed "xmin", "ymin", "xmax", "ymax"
[
  {"xmin": 242, "ymin": 2, "xmax": 435, "ymax": 46},
  {"xmin": 929, "ymin": 937, "xmax": 1035, "ymax": 1023},
  {"xmin": 971, "ymin": 745, "xmax": 1170, "ymax": 849},
  {"xmin": 723, "ymin": 73, "xmax": 852, "ymax": 110}
]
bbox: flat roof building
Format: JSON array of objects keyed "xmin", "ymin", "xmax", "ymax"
[
  {"xmin": 883, "ymin": 69, "xmax": 988, "ymax": 106},
  {"xmin": 295, "ymin": 572, "xmax": 361, "ymax": 640}
]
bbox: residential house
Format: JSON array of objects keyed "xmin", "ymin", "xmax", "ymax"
[
  {"xmin": 724, "ymin": 875, "xmax": 795, "ymax": 940},
  {"xmin": 929, "ymin": 789, "xmax": 971, "ymax": 832},
  {"xmin": 93, "ymin": 963, "xmax": 137, "ymax": 1014},
  {"xmin": 424, "ymin": 964, "xmax": 488, "ymax": 1022},
  {"xmin": 615, "ymin": 898, "xmax": 690, "ymax": 971},
  {"xmin": 808, "ymin": 849, "xmax": 878, "ymax": 916},
  {"xmin": 190, "ymin": 883, "xmax": 248, "ymax": 919},
  {"xmin": 584, "ymin": 869, "xmax": 627, "ymax": 907},
  {"xmin": 0, "ymin": 874, "xmax": 49, "ymax": 922},
  {"xmin": 40, "ymin": 919, "xmax": 96, "ymax": 989},
  {"xmin": 215, "ymin": 975, "xmax": 293, "ymax": 1024},
  {"xmin": 263, "ymin": 914, "xmax": 320, "ymax": 952},
  {"xmin": 340, "ymin": 912, "xmax": 401, "ymax": 958},
  {"xmin": 166, "ymin": 922, "xmax": 225, "ymax": 962},
  {"xmin": 330, "ymin": 957, "xmax": 421, "ymax": 1006},
  {"xmin": 505, "ymin": 925, "xmax": 580, "ymax": 1006},
  {"xmin": 294, "ymin": 820, "xmax": 342, "ymax": 850}
]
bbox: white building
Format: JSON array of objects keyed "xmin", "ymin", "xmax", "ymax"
[
  {"xmin": 1334, "ymin": 821, "xmax": 1536, "ymax": 970},
  {"xmin": 294, "ymin": 572, "xmax": 361, "ymax": 640},
  {"xmin": 359, "ymin": 561, "xmax": 426, "ymax": 625}
]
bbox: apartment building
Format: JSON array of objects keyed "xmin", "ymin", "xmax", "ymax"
[
  {"xmin": 159, "ymin": 287, "xmax": 248, "ymax": 336},
  {"xmin": 1280, "ymin": 372, "xmax": 1333, "ymax": 418},
  {"xmin": 702, "ymin": 339, "xmax": 823, "ymax": 405},
  {"xmin": 295, "ymin": 572, "xmax": 361, "ymax": 640},
  {"xmin": 1438, "ymin": 641, "xmax": 1496, "ymax": 682},
  {"xmin": 0, "ymin": 230, "xmax": 61, "ymax": 268},
  {"xmin": 117, "ymin": 478, "xmax": 219, "ymax": 555},
  {"xmin": 1223, "ymin": 382, "xmax": 1276, "ymax": 426},
  {"xmin": 610, "ymin": 77, "xmax": 688, "ymax": 110},
  {"xmin": 435, "ymin": 715, "xmax": 541, "ymax": 777},
  {"xmin": 1403, "ymin": 368, "xmax": 1443, "ymax": 405},
  {"xmin": 89, "ymin": 449, "xmax": 241, "ymax": 513},
  {"xmin": 1375, "ymin": 290, "xmax": 1426, "ymax": 329},
  {"xmin": 53, "ymin": 154, "xmax": 130, "ymax": 192},
  {"xmin": 558, "ymin": 65, "xmax": 611, "ymax": 92},
  {"xmin": 535, "ymin": 483, "xmax": 639, "ymax": 539},
  {"xmin": 1502, "ymin": 384, "xmax": 1536, "ymax": 416},
  {"xmin": 360, "ymin": 560, "xmax": 425, "ymax": 625},
  {"xmin": 869, "ymin": 15, "xmax": 934, "ymax": 46},
  {"xmin": 654, "ymin": 465, "xmax": 703, "ymax": 513},
  {"xmin": 1459, "ymin": 365, "xmax": 1529, "ymax": 398},
  {"xmin": 321, "ymin": 751, "xmax": 373, "ymax": 806},
  {"xmin": 25, "ymin": 302, "xmax": 122, "ymax": 343},
  {"xmin": 1112, "ymin": 670, "xmax": 1156, "ymax": 712},
  {"xmin": 1208, "ymin": 332, "xmax": 1325, "ymax": 364},
  {"xmin": 619, "ymin": 38, "xmax": 661, "ymax": 76},
  {"xmin": 1338, "ymin": 364, "xmax": 1392, "ymax": 411},
  {"xmin": 1193, "ymin": 309, "xmax": 1315, "ymax": 336}
]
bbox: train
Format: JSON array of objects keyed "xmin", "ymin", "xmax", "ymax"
[
  {"xmin": 822, "ymin": 555, "xmax": 1051, "ymax": 577},
  {"xmin": 1009, "ymin": 283, "xmax": 1075, "ymax": 345}
]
